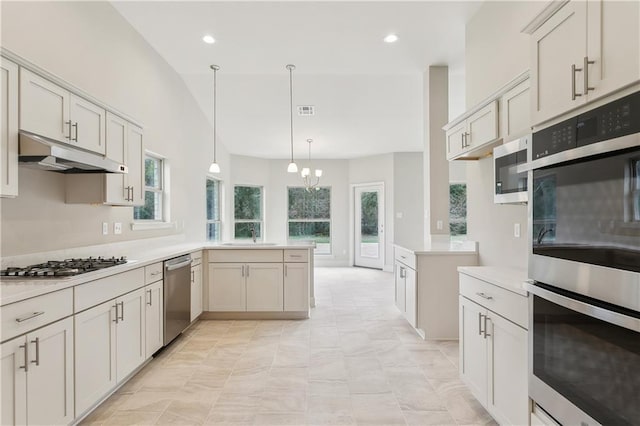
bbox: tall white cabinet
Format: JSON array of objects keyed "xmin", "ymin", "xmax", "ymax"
[
  {"xmin": 0, "ymin": 57, "xmax": 18, "ymax": 198},
  {"xmin": 529, "ymin": 0, "xmax": 640, "ymax": 126},
  {"xmin": 458, "ymin": 268, "xmax": 529, "ymax": 426}
]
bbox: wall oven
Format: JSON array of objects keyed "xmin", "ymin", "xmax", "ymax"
[{"xmin": 527, "ymin": 90, "xmax": 640, "ymax": 425}]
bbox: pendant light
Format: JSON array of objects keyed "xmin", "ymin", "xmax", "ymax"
[
  {"xmin": 286, "ymin": 64, "xmax": 298, "ymax": 173},
  {"xmin": 209, "ymin": 64, "xmax": 221, "ymax": 173},
  {"xmin": 301, "ymin": 138, "xmax": 322, "ymax": 192}
]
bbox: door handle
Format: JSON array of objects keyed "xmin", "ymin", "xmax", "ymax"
[
  {"xmin": 461, "ymin": 133, "xmax": 465, "ymax": 149},
  {"xmin": 478, "ymin": 312, "xmax": 485, "ymax": 336},
  {"xmin": 241, "ymin": 265, "xmax": 245, "ymax": 277},
  {"xmin": 476, "ymin": 292, "xmax": 493, "ymax": 300},
  {"xmin": 583, "ymin": 56, "xmax": 595, "ymax": 95},
  {"xmin": 19, "ymin": 343, "xmax": 28, "ymax": 372},
  {"xmin": 147, "ymin": 289, "xmax": 152, "ymax": 306},
  {"xmin": 571, "ymin": 64, "xmax": 583, "ymax": 100},
  {"xmin": 191, "ymin": 270, "xmax": 195, "ymax": 282},
  {"xmin": 119, "ymin": 301, "xmax": 124, "ymax": 322},
  {"xmin": 72, "ymin": 122, "xmax": 78, "ymax": 141},
  {"xmin": 65, "ymin": 120, "xmax": 72, "ymax": 139},
  {"xmin": 30, "ymin": 338, "xmax": 40, "ymax": 366},
  {"xmin": 484, "ymin": 315, "xmax": 491, "ymax": 339},
  {"xmin": 15, "ymin": 311, "xmax": 45, "ymax": 323},
  {"xmin": 246, "ymin": 265, "xmax": 250, "ymax": 277},
  {"xmin": 113, "ymin": 304, "xmax": 119, "ymax": 323}
]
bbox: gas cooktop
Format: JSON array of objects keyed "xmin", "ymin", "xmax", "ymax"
[{"xmin": 1, "ymin": 256, "xmax": 128, "ymax": 278}]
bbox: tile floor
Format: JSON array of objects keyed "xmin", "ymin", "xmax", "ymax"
[{"xmin": 82, "ymin": 267, "xmax": 495, "ymax": 425}]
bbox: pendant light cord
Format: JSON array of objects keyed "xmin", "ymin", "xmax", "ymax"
[
  {"xmin": 211, "ymin": 64, "xmax": 220, "ymax": 163},
  {"xmin": 287, "ymin": 64, "xmax": 296, "ymax": 163}
]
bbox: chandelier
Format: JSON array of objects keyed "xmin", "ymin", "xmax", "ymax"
[{"xmin": 301, "ymin": 139, "xmax": 323, "ymax": 192}]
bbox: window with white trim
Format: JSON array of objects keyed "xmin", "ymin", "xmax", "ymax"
[
  {"xmin": 206, "ymin": 177, "xmax": 221, "ymax": 241},
  {"xmin": 134, "ymin": 154, "xmax": 165, "ymax": 221},
  {"xmin": 234, "ymin": 185, "xmax": 263, "ymax": 239},
  {"xmin": 288, "ymin": 186, "xmax": 331, "ymax": 254}
]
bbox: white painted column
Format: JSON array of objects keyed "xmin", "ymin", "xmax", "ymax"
[{"xmin": 422, "ymin": 66, "xmax": 450, "ymax": 245}]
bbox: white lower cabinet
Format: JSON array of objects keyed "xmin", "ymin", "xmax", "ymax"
[
  {"xmin": 246, "ymin": 263, "xmax": 283, "ymax": 311},
  {"xmin": 74, "ymin": 287, "xmax": 146, "ymax": 418},
  {"xmin": 394, "ymin": 257, "xmax": 417, "ymax": 328},
  {"xmin": 145, "ymin": 281, "xmax": 163, "ymax": 357},
  {"xmin": 1, "ymin": 317, "xmax": 74, "ymax": 426},
  {"xmin": 284, "ymin": 263, "xmax": 309, "ymax": 311},
  {"xmin": 209, "ymin": 263, "xmax": 246, "ymax": 311},
  {"xmin": 459, "ymin": 271, "xmax": 528, "ymax": 426},
  {"xmin": 190, "ymin": 263, "xmax": 203, "ymax": 321}
]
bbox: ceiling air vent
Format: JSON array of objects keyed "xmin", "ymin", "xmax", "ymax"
[{"xmin": 297, "ymin": 105, "xmax": 315, "ymax": 116}]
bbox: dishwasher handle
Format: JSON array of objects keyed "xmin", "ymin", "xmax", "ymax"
[{"xmin": 165, "ymin": 255, "xmax": 192, "ymax": 271}]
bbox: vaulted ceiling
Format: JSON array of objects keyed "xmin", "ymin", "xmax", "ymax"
[{"xmin": 112, "ymin": 1, "xmax": 481, "ymax": 159}]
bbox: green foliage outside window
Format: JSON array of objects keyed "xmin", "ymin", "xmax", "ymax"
[{"xmin": 449, "ymin": 183, "xmax": 467, "ymax": 236}]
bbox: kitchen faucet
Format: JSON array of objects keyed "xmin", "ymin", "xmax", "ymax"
[{"xmin": 250, "ymin": 225, "xmax": 257, "ymax": 243}]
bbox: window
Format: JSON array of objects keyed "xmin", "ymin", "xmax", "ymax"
[
  {"xmin": 288, "ymin": 187, "xmax": 331, "ymax": 254},
  {"xmin": 234, "ymin": 185, "xmax": 263, "ymax": 239},
  {"xmin": 134, "ymin": 154, "xmax": 164, "ymax": 221},
  {"xmin": 206, "ymin": 177, "xmax": 221, "ymax": 241},
  {"xmin": 449, "ymin": 183, "xmax": 467, "ymax": 239}
]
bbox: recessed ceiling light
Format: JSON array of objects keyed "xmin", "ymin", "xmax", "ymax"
[
  {"xmin": 202, "ymin": 35, "xmax": 216, "ymax": 44},
  {"xmin": 384, "ymin": 34, "xmax": 398, "ymax": 43}
]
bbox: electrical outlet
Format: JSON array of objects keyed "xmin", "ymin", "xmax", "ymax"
[
  {"xmin": 436, "ymin": 220, "xmax": 443, "ymax": 230},
  {"xmin": 396, "ymin": 212, "xmax": 403, "ymax": 219},
  {"xmin": 514, "ymin": 223, "xmax": 521, "ymax": 238},
  {"xmin": 102, "ymin": 222, "xmax": 109, "ymax": 235},
  {"xmin": 114, "ymin": 222, "xmax": 122, "ymax": 235}
]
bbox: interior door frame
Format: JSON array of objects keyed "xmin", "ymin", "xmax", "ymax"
[{"xmin": 350, "ymin": 182, "xmax": 385, "ymax": 269}]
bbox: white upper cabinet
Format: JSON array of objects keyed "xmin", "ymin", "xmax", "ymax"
[
  {"xmin": 530, "ymin": 0, "xmax": 640, "ymax": 126},
  {"xmin": 20, "ymin": 68, "xmax": 107, "ymax": 155},
  {"xmin": 501, "ymin": 78, "xmax": 531, "ymax": 141},
  {"xmin": 127, "ymin": 124, "xmax": 144, "ymax": 206},
  {"xmin": 19, "ymin": 68, "xmax": 70, "ymax": 143},
  {"xmin": 69, "ymin": 94, "xmax": 106, "ymax": 155},
  {"xmin": 445, "ymin": 101, "xmax": 499, "ymax": 161},
  {"xmin": 104, "ymin": 113, "xmax": 128, "ymax": 205},
  {"xmin": 1, "ymin": 58, "xmax": 19, "ymax": 198}
]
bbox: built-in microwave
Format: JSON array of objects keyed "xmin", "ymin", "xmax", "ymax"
[{"xmin": 493, "ymin": 135, "xmax": 530, "ymax": 204}]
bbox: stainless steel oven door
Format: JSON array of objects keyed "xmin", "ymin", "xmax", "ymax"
[{"xmin": 526, "ymin": 282, "xmax": 640, "ymax": 426}]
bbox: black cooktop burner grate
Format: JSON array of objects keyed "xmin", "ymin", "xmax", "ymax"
[{"xmin": 1, "ymin": 256, "xmax": 127, "ymax": 277}]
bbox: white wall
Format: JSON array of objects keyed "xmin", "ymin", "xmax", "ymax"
[
  {"xmin": 463, "ymin": 1, "xmax": 544, "ymax": 269},
  {"xmin": 1, "ymin": 1, "xmax": 229, "ymax": 256},
  {"xmin": 393, "ymin": 152, "xmax": 424, "ymax": 250}
]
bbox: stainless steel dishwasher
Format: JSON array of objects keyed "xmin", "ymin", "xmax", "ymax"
[{"xmin": 164, "ymin": 254, "xmax": 192, "ymax": 345}]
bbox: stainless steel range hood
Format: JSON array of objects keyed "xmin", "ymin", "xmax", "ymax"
[{"xmin": 18, "ymin": 130, "xmax": 127, "ymax": 174}]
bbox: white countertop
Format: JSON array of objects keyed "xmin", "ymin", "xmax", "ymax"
[
  {"xmin": 457, "ymin": 265, "xmax": 528, "ymax": 296},
  {"xmin": 0, "ymin": 240, "xmax": 315, "ymax": 306},
  {"xmin": 394, "ymin": 240, "xmax": 478, "ymax": 255}
]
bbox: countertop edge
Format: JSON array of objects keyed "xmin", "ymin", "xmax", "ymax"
[
  {"xmin": 0, "ymin": 242, "xmax": 315, "ymax": 306},
  {"xmin": 457, "ymin": 265, "xmax": 529, "ymax": 297}
]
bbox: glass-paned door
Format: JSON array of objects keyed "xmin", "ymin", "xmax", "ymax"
[{"xmin": 354, "ymin": 184, "xmax": 384, "ymax": 269}]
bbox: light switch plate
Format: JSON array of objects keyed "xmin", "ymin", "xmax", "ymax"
[
  {"xmin": 114, "ymin": 222, "xmax": 122, "ymax": 235},
  {"xmin": 436, "ymin": 220, "xmax": 443, "ymax": 230},
  {"xmin": 396, "ymin": 212, "xmax": 403, "ymax": 219},
  {"xmin": 102, "ymin": 222, "xmax": 109, "ymax": 235}
]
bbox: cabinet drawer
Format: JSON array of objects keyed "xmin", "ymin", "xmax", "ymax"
[
  {"xmin": 394, "ymin": 246, "xmax": 416, "ymax": 269},
  {"xmin": 284, "ymin": 250, "xmax": 308, "ymax": 263},
  {"xmin": 144, "ymin": 262, "xmax": 163, "ymax": 284},
  {"xmin": 1, "ymin": 288, "xmax": 73, "ymax": 342},
  {"xmin": 191, "ymin": 251, "xmax": 202, "ymax": 267},
  {"xmin": 459, "ymin": 273, "xmax": 528, "ymax": 329},
  {"xmin": 75, "ymin": 268, "xmax": 145, "ymax": 313},
  {"xmin": 208, "ymin": 249, "xmax": 283, "ymax": 263}
]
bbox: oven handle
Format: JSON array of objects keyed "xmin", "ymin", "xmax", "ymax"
[{"xmin": 524, "ymin": 282, "xmax": 640, "ymax": 332}]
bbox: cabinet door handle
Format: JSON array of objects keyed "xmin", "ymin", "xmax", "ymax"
[
  {"xmin": 484, "ymin": 315, "xmax": 491, "ymax": 339},
  {"xmin": 150, "ymin": 271, "xmax": 161, "ymax": 276},
  {"xmin": 476, "ymin": 292, "xmax": 493, "ymax": 300},
  {"xmin": 119, "ymin": 301, "xmax": 124, "ymax": 321},
  {"xmin": 246, "ymin": 265, "xmax": 250, "ymax": 277},
  {"xmin": 147, "ymin": 289, "xmax": 152, "ymax": 306},
  {"xmin": 65, "ymin": 120, "xmax": 72, "ymax": 139},
  {"xmin": 241, "ymin": 265, "xmax": 245, "ymax": 277},
  {"xmin": 284, "ymin": 265, "xmax": 288, "ymax": 277},
  {"xmin": 583, "ymin": 56, "xmax": 595, "ymax": 95},
  {"xmin": 15, "ymin": 311, "xmax": 44, "ymax": 323},
  {"xmin": 191, "ymin": 270, "xmax": 195, "ymax": 282},
  {"xmin": 113, "ymin": 304, "xmax": 119, "ymax": 323},
  {"xmin": 571, "ymin": 64, "xmax": 583, "ymax": 100},
  {"xmin": 478, "ymin": 312, "xmax": 484, "ymax": 336},
  {"xmin": 72, "ymin": 122, "xmax": 78, "ymax": 142},
  {"xmin": 461, "ymin": 133, "xmax": 465, "ymax": 149},
  {"xmin": 19, "ymin": 343, "xmax": 28, "ymax": 372},
  {"xmin": 399, "ymin": 266, "xmax": 406, "ymax": 279},
  {"xmin": 30, "ymin": 338, "xmax": 40, "ymax": 366}
]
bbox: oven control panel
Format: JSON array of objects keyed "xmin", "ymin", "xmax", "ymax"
[{"xmin": 533, "ymin": 91, "xmax": 640, "ymax": 160}]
